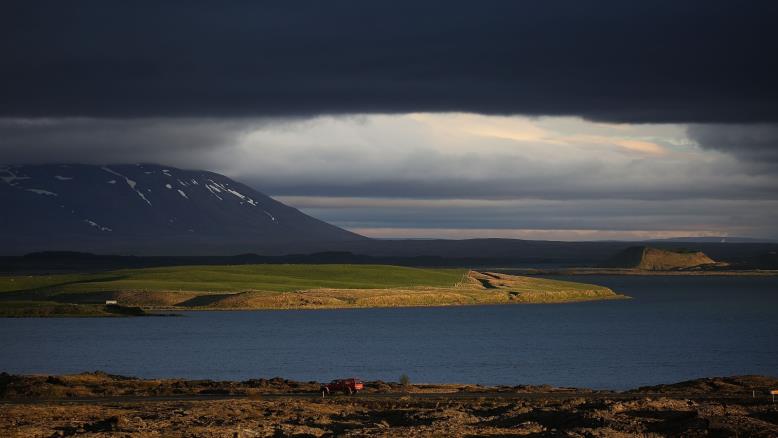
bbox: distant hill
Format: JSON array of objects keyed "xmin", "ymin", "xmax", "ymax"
[
  {"xmin": 649, "ymin": 236, "xmax": 775, "ymax": 243},
  {"xmin": 601, "ymin": 246, "xmax": 718, "ymax": 270},
  {"xmin": 747, "ymin": 250, "xmax": 778, "ymax": 269},
  {"xmin": 0, "ymin": 163, "xmax": 365, "ymax": 255}
]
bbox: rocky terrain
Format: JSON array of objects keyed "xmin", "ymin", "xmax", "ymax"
[{"xmin": 1, "ymin": 372, "xmax": 777, "ymax": 437}]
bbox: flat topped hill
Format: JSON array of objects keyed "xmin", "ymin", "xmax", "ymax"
[
  {"xmin": 0, "ymin": 264, "xmax": 624, "ymax": 315},
  {"xmin": 602, "ymin": 246, "xmax": 717, "ymax": 270}
]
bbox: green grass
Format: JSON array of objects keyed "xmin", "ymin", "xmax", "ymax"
[{"xmin": 0, "ymin": 264, "xmax": 468, "ymax": 297}]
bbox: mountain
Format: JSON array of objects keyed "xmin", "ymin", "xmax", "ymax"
[
  {"xmin": 0, "ymin": 163, "xmax": 365, "ymax": 255},
  {"xmin": 600, "ymin": 246, "xmax": 719, "ymax": 270}
]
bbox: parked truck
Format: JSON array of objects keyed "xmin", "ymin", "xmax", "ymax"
[{"xmin": 321, "ymin": 378, "xmax": 364, "ymax": 396}]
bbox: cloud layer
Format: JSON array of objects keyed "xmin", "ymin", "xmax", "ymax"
[
  {"xmin": 2, "ymin": 1, "xmax": 777, "ymax": 123},
  {"xmin": 3, "ymin": 114, "xmax": 775, "ymax": 239},
  {"xmin": 2, "ymin": 2, "xmax": 777, "ymax": 240}
]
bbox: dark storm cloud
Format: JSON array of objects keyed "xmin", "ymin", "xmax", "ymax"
[
  {"xmin": 0, "ymin": 118, "xmax": 258, "ymax": 168},
  {"xmin": 2, "ymin": 1, "xmax": 777, "ymax": 123},
  {"xmin": 688, "ymin": 124, "xmax": 778, "ymax": 165}
]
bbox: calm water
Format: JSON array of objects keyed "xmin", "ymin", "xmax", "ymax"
[{"xmin": 1, "ymin": 275, "xmax": 776, "ymax": 390}]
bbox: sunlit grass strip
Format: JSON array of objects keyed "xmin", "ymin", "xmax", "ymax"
[{"xmin": 0, "ymin": 266, "xmax": 626, "ymax": 312}]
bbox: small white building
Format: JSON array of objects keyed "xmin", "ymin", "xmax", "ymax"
[{"xmin": 105, "ymin": 300, "xmax": 118, "ymax": 305}]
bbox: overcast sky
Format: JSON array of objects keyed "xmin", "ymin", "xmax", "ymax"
[{"xmin": 2, "ymin": 1, "xmax": 777, "ymax": 240}]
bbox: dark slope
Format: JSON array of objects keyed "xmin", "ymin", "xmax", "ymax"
[
  {"xmin": 0, "ymin": 164, "xmax": 365, "ymax": 254},
  {"xmin": 649, "ymin": 236, "xmax": 775, "ymax": 243}
]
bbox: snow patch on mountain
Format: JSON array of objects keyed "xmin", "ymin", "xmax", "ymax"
[
  {"xmin": 1, "ymin": 167, "xmax": 31, "ymax": 185},
  {"xmin": 224, "ymin": 187, "xmax": 260, "ymax": 207},
  {"xmin": 226, "ymin": 188, "xmax": 246, "ymax": 200},
  {"xmin": 84, "ymin": 220, "xmax": 112, "ymax": 232},
  {"xmin": 205, "ymin": 184, "xmax": 223, "ymax": 200},
  {"xmin": 26, "ymin": 188, "xmax": 58, "ymax": 196},
  {"xmin": 101, "ymin": 166, "xmax": 152, "ymax": 206}
]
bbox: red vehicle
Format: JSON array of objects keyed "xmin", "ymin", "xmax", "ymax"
[{"xmin": 321, "ymin": 378, "xmax": 364, "ymax": 396}]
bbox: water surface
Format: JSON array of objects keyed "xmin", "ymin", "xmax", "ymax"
[{"xmin": 1, "ymin": 275, "xmax": 775, "ymax": 389}]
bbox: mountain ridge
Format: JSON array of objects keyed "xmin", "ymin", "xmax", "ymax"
[{"xmin": 0, "ymin": 163, "xmax": 365, "ymax": 255}]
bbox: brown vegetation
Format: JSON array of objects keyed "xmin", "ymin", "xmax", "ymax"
[{"xmin": 1, "ymin": 373, "xmax": 777, "ymax": 437}]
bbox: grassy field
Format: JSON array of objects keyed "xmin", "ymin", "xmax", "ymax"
[
  {"xmin": 0, "ymin": 264, "xmax": 467, "ymax": 294},
  {"xmin": 0, "ymin": 264, "xmax": 624, "ymax": 315}
]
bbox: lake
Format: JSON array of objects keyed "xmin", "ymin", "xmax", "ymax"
[{"xmin": 1, "ymin": 275, "xmax": 776, "ymax": 390}]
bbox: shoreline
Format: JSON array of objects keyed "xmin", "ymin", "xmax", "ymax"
[
  {"xmin": 3, "ymin": 371, "xmax": 777, "ymax": 400},
  {"xmin": 0, "ymin": 295, "xmax": 628, "ymax": 318},
  {"xmin": 493, "ymin": 268, "xmax": 778, "ymax": 276}
]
